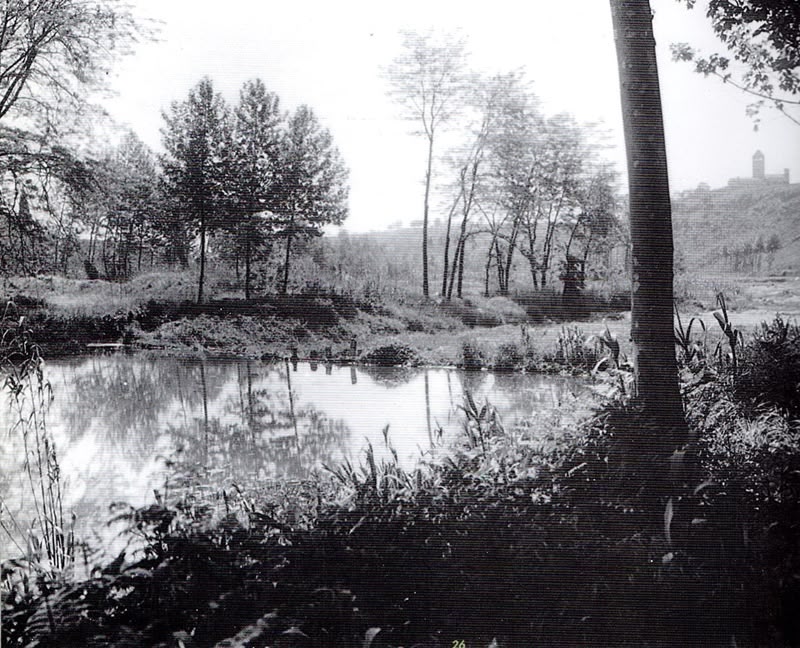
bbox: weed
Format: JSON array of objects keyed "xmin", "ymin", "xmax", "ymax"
[
  {"xmin": 362, "ymin": 343, "xmax": 420, "ymax": 367},
  {"xmin": 548, "ymin": 325, "xmax": 600, "ymax": 370},
  {"xmin": 713, "ymin": 292, "xmax": 744, "ymax": 371},
  {"xmin": 735, "ymin": 315, "xmax": 800, "ymax": 417},
  {"xmin": 1, "ymin": 302, "xmax": 73, "ymax": 584},
  {"xmin": 674, "ymin": 301, "xmax": 707, "ymax": 366}
]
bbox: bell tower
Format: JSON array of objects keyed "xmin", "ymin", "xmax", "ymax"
[{"xmin": 753, "ymin": 150, "xmax": 765, "ymax": 179}]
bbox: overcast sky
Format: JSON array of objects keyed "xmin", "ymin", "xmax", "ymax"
[{"xmin": 101, "ymin": 0, "xmax": 800, "ymax": 232}]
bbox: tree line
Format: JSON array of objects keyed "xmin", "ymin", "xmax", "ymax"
[
  {"xmin": 1, "ymin": 76, "xmax": 349, "ymax": 302},
  {"xmin": 387, "ymin": 34, "xmax": 623, "ymax": 300},
  {"xmin": 0, "ymin": 1, "xmax": 349, "ymax": 302}
]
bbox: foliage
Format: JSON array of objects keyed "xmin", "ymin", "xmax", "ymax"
[
  {"xmin": 712, "ymin": 292, "xmax": 744, "ymax": 371},
  {"xmin": 0, "ymin": 126, "xmax": 96, "ymax": 276},
  {"xmin": 546, "ymin": 325, "xmax": 599, "ymax": 370},
  {"xmin": 362, "ymin": 343, "xmax": 420, "ymax": 367},
  {"xmin": 673, "ymin": 0, "xmax": 800, "ymax": 126},
  {"xmin": 460, "ymin": 340, "xmax": 485, "ymax": 371},
  {"xmin": 0, "ymin": 0, "xmax": 145, "ymax": 123},
  {"xmin": 492, "ymin": 342, "xmax": 523, "ymax": 372},
  {"xmin": 274, "ymin": 104, "xmax": 349, "ymax": 295},
  {"xmin": 674, "ymin": 302, "xmax": 706, "ymax": 365},
  {"xmin": 160, "ymin": 77, "xmax": 231, "ymax": 303},
  {"xmin": 225, "ymin": 78, "xmax": 284, "ymax": 299},
  {"xmin": 734, "ymin": 315, "xmax": 800, "ymax": 417},
  {"xmin": 82, "ymin": 132, "xmax": 161, "ymax": 280}
]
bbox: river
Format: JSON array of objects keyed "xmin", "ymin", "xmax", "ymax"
[{"xmin": 1, "ymin": 354, "xmax": 591, "ymax": 560}]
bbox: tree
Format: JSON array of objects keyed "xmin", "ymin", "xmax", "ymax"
[
  {"xmin": 229, "ymin": 79, "xmax": 284, "ymax": 299},
  {"xmin": 481, "ymin": 78, "xmax": 543, "ymax": 294},
  {"xmin": 0, "ymin": 0, "xmax": 144, "ymax": 124},
  {"xmin": 0, "ymin": 125, "xmax": 93, "ymax": 275},
  {"xmin": 562, "ymin": 167, "xmax": 619, "ymax": 299},
  {"xmin": 161, "ymin": 77, "xmax": 231, "ymax": 303},
  {"xmin": 84, "ymin": 132, "xmax": 160, "ymax": 279},
  {"xmin": 387, "ymin": 30, "xmax": 468, "ymax": 298},
  {"xmin": 444, "ymin": 72, "xmax": 525, "ymax": 299},
  {"xmin": 274, "ymin": 105, "xmax": 348, "ymax": 295},
  {"xmin": 609, "ymin": 0, "xmax": 689, "ymax": 456},
  {"xmin": 672, "ymin": 0, "xmax": 800, "ymax": 126}
]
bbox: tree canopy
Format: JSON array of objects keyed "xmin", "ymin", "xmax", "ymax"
[
  {"xmin": 0, "ymin": 0, "xmax": 144, "ymax": 125},
  {"xmin": 672, "ymin": 0, "xmax": 800, "ymax": 126}
]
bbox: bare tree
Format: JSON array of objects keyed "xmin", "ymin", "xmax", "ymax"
[{"xmin": 387, "ymin": 30, "xmax": 468, "ymax": 298}]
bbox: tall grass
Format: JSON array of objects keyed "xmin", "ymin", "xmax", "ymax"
[{"xmin": 1, "ymin": 302, "xmax": 73, "ymax": 580}]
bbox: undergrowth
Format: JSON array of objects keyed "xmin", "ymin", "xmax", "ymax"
[{"xmin": 3, "ymin": 298, "xmax": 800, "ymax": 647}]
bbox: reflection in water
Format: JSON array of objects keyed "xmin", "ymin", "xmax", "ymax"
[{"xmin": 1, "ymin": 356, "xmax": 588, "ymax": 558}]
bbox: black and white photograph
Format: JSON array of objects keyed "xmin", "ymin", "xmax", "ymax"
[{"xmin": 2, "ymin": 1, "xmax": 800, "ymax": 646}]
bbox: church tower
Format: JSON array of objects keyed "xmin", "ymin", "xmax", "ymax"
[{"xmin": 753, "ymin": 150, "xmax": 765, "ymax": 179}]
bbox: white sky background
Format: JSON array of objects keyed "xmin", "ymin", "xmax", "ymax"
[{"xmin": 101, "ymin": 0, "xmax": 800, "ymax": 233}]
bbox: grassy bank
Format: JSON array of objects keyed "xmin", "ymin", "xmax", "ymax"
[{"xmin": 2, "ymin": 272, "xmax": 634, "ymax": 369}]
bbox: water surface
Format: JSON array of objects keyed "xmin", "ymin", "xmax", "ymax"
[{"xmin": 2, "ymin": 355, "xmax": 588, "ymax": 557}]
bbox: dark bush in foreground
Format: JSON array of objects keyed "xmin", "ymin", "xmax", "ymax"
[{"xmin": 734, "ymin": 315, "xmax": 800, "ymax": 417}]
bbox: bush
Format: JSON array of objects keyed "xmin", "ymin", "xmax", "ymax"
[
  {"xmin": 735, "ymin": 315, "xmax": 800, "ymax": 417},
  {"xmin": 461, "ymin": 341, "xmax": 484, "ymax": 371},
  {"xmin": 493, "ymin": 342, "xmax": 523, "ymax": 372},
  {"xmin": 546, "ymin": 325, "xmax": 600, "ymax": 370},
  {"xmin": 362, "ymin": 343, "xmax": 420, "ymax": 367}
]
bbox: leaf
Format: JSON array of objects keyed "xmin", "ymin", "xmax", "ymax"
[
  {"xmin": 362, "ymin": 627, "xmax": 381, "ymax": 648},
  {"xmin": 664, "ymin": 497, "xmax": 674, "ymax": 546}
]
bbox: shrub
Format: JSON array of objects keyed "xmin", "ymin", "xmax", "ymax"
[
  {"xmin": 461, "ymin": 341, "xmax": 484, "ymax": 371},
  {"xmin": 493, "ymin": 342, "xmax": 523, "ymax": 372},
  {"xmin": 735, "ymin": 315, "xmax": 800, "ymax": 417},
  {"xmin": 547, "ymin": 325, "xmax": 599, "ymax": 370},
  {"xmin": 362, "ymin": 343, "xmax": 420, "ymax": 367}
]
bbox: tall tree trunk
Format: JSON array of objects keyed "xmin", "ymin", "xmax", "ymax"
[
  {"xmin": 441, "ymin": 194, "xmax": 458, "ymax": 297},
  {"xmin": 422, "ymin": 134, "xmax": 434, "ymax": 298},
  {"xmin": 197, "ymin": 207, "xmax": 206, "ymax": 304},
  {"xmin": 484, "ymin": 237, "xmax": 494, "ymax": 297},
  {"xmin": 244, "ymin": 230, "xmax": 252, "ymax": 300},
  {"xmin": 456, "ymin": 236, "xmax": 466, "ymax": 298},
  {"xmin": 281, "ymin": 229, "xmax": 293, "ymax": 295},
  {"xmin": 503, "ymin": 220, "xmax": 519, "ymax": 295},
  {"xmin": 610, "ymin": 0, "xmax": 688, "ymax": 448},
  {"xmin": 447, "ymin": 238, "xmax": 460, "ymax": 300},
  {"xmin": 495, "ymin": 238, "xmax": 506, "ymax": 295}
]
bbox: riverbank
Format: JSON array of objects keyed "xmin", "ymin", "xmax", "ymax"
[
  {"xmin": 6, "ymin": 272, "xmax": 800, "ymax": 376},
  {"xmin": 3, "ymin": 272, "xmax": 633, "ymax": 370}
]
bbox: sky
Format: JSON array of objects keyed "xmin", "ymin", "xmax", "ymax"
[{"xmin": 101, "ymin": 0, "xmax": 800, "ymax": 233}]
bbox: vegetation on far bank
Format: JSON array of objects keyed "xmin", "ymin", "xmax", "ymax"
[{"xmin": 4, "ymin": 270, "xmax": 799, "ymax": 376}]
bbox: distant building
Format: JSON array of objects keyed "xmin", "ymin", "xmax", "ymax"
[{"xmin": 728, "ymin": 150, "xmax": 790, "ymax": 187}]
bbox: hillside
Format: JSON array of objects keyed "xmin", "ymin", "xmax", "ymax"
[{"xmin": 673, "ymin": 182, "xmax": 800, "ymax": 276}]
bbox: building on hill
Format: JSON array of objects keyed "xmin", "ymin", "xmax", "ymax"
[{"xmin": 728, "ymin": 150, "xmax": 790, "ymax": 188}]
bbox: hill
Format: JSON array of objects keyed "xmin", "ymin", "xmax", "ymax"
[{"xmin": 673, "ymin": 182, "xmax": 800, "ymax": 276}]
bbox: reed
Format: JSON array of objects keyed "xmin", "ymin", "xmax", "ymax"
[{"xmin": 1, "ymin": 301, "xmax": 73, "ymax": 581}]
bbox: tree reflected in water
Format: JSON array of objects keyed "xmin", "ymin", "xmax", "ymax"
[{"xmin": 2, "ymin": 356, "xmax": 588, "ymax": 558}]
